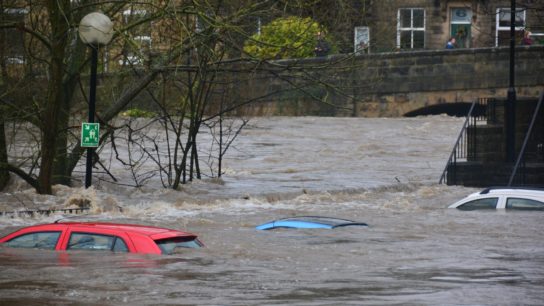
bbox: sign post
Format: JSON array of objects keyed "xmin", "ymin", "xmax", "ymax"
[
  {"xmin": 354, "ymin": 26, "xmax": 370, "ymax": 54},
  {"xmin": 79, "ymin": 12, "xmax": 112, "ymax": 188}
]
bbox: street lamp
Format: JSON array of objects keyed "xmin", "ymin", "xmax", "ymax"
[
  {"xmin": 506, "ymin": 0, "xmax": 516, "ymax": 162},
  {"xmin": 78, "ymin": 12, "xmax": 113, "ymax": 188}
]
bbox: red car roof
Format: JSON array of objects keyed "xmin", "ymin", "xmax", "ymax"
[
  {"xmin": 1, "ymin": 222, "xmax": 196, "ymax": 238},
  {"xmin": 60, "ymin": 222, "xmax": 195, "ymax": 237}
]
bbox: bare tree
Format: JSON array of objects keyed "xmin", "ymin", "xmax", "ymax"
[
  {"xmin": 0, "ymin": 0, "xmax": 194, "ymax": 193},
  {"xmin": 1, "ymin": 0, "xmax": 379, "ymax": 193}
]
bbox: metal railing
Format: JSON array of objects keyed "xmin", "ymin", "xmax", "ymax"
[
  {"xmin": 439, "ymin": 98, "xmax": 490, "ymax": 184},
  {"xmin": 0, "ymin": 207, "xmax": 90, "ymax": 218},
  {"xmin": 508, "ymin": 91, "xmax": 544, "ymax": 186}
]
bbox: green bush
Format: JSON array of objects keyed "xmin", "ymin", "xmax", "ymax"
[
  {"xmin": 121, "ymin": 108, "xmax": 156, "ymax": 118},
  {"xmin": 244, "ymin": 16, "xmax": 332, "ymax": 59}
]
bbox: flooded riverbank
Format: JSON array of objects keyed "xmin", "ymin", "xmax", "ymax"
[{"xmin": 1, "ymin": 116, "xmax": 543, "ymax": 305}]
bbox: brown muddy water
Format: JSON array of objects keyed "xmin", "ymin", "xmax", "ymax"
[{"xmin": 0, "ymin": 116, "xmax": 543, "ymax": 305}]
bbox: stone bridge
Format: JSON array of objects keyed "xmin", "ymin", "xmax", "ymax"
[{"xmin": 227, "ymin": 45, "xmax": 544, "ymax": 117}]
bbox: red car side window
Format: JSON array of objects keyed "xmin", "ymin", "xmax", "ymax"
[
  {"xmin": 4, "ymin": 231, "xmax": 61, "ymax": 250},
  {"xmin": 67, "ymin": 232, "xmax": 128, "ymax": 252}
]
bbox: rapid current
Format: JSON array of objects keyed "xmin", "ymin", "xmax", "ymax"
[{"xmin": 0, "ymin": 116, "xmax": 543, "ymax": 305}]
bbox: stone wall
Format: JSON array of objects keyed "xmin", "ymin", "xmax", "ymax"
[{"xmin": 228, "ymin": 45, "xmax": 544, "ymax": 117}]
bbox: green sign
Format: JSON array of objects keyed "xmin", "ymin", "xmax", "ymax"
[{"xmin": 81, "ymin": 123, "xmax": 100, "ymax": 147}]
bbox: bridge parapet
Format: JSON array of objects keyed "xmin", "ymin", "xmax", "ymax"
[{"xmin": 229, "ymin": 46, "xmax": 544, "ymax": 117}]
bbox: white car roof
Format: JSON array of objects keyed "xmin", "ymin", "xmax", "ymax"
[
  {"xmin": 478, "ymin": 187, "xmax": 544, "ymax": 197},
  {"xmin": 449, "ymin": 187, "xmax": 544, "ymax": 208}
]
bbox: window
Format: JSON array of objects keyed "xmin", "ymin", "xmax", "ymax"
[
  {"xmin": 5, "ymin": 231, "xmax": 61, "ymax": 250},
  {"xmin": 120, "ymin": 9, "xmax": 151, "ymax": 66},
  {"xmin": 506, "ymin": 197, "xmax": 544, "ymax": 210},
  {"xmin": 457, "ymin": 197, "xmax": 498, "ymax": 210},
  {"xmin": 2, "ymin": 8, "xmax": 28, "ymax": 64},
  {"xmin": 496, "ymin": 8, "xmax": 526, "ymax": 46},
  {"xmin": 67, "ymin": 233, "xmax": 128, "ymax": 252},
  {"xmin": 397, "ymin": 8, "xmax": 425, "ymax": 49},
  {"xmin": 450, "ymin": 8, "xmax": 472, "ymax": 48},
  {"xmin": 155, "ymin": 237, "xmax": 202, "ymax": 255}
]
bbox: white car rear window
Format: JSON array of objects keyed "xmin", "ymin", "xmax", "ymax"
[{"xmin": 506, "ymin": 197, "xmax": 544, "ymax": 210}]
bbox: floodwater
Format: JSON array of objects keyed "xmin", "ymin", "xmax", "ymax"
[{"xmin": 1, "ymin": 116, "xmax": 543, "ymax": 305}]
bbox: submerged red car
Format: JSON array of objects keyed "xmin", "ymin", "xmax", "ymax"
[{"xmin": 0, "ymin": 222, "xmax": 203, "ymax": 255}]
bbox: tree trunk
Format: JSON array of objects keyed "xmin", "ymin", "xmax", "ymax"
[
  {"xmin": 52, "ymin": 47, "xmax": 86, "ymax": 186},
  {"xmin": 0, "ymin": 121, "xmax": 9, "ymax": 190},
  {"xmin": 37, "ymin": 0, "xmax": 70, "ymax": 194},
  {"xmin": 0, "ymin": 2, "xmax": 9, "ymax": 190}
]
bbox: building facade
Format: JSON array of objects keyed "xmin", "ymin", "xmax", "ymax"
[
  {"xmin": 367, "ymin": 0, "xmax": 544, "ymax": 52},
  {"xmin": 2, "ymin": 1, "xmax": 543, "ymax": 70}
]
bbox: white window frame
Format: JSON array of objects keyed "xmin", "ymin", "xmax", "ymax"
[
  {"xmin": 118, "ymin": 55, "xmax": 144, "ymax": 66},
  {"xmin": 397, "ymin": 8, "xmax": 426, "ymax": 49},
  {"xmin": 495, "ymin": 7, "xmax": 526, "ymax": 46},
  {"xmin": 6, "ymin": 57, "xmax": 25, "ymax": 64},
  {"xmin": 134, "ymin": 35, "xmax": 152, "ymax": 43},
  {"xmin": 121, "ymin": 9, "xmax": 151, "ymax": 66},
  {"xmin": 3, "ymin": 8, "xmax": 29, "ymax": 14},
  {"xmin": 451, "ymin": 7, "xmax": 472, "ymax": 25},
  {"xmin": 450, "ymin": 7, "xmax": 472, "ymax": 48},
  {"xmin": 3, "ymin": 8, "xmax": 28, "ymax": 64},
  {"xmin": 123, "ymin": 9, "xmax": 148, "ymax": 18}
]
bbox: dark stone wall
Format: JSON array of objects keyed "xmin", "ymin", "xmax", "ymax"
[{"xmin": 230, "ymin": 46, "xmax": 544, "ymax": 117}]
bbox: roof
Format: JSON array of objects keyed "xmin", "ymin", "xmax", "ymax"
[
  {"xmin": 448, "ymin": 187, "xmax": 544, "ymax": 209},
  {"xmin": 479, "ymin": 187, "xmax": 544, "ymax": 196},
  {"xmin": 68, "ymin": 222, "xmax": 172, "ymax": 235},
  {"xmin": 32, "ymin": 222, "xmax": 195, "ymax": 238},
  {"xmin": 256, "ymin": 216, "xmax": 368, "ymax": 230}
]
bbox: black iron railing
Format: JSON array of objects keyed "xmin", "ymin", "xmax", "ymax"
[
  {"xmin": 439, "ymin": 98, "xmax": 490, "ymax": 185},
  {"xmin": 508, "ymin": 91, "xmax": 544, "ymax": 186}
]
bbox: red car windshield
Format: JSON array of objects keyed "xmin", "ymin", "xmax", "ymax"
[{"xmin": 155, "ymin": 237, "xmax": 203, "ymax": 254}]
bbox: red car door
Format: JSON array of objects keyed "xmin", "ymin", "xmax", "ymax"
[{"xmin": 60, "ymin": 225, "xmax": 136, "ymax": 253}]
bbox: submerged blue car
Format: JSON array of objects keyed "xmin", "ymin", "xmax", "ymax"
[{"xmin": 256, "ymin": 216, "xmax": 368, "ymax": 230}]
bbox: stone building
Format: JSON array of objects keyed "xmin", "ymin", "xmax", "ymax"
[
  {"xmin": 366, "ymin": 0, "xmax": 544, "ymax": 52},
  {"xmin": 2, "ymin": 1, "xmax": 543, "ymax": 69}
]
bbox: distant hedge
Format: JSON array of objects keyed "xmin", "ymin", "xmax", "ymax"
[{"xmin": 243, "ymin": 16, "xmax": 332, "ymax": 59}]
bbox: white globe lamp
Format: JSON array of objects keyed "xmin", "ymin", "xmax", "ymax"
[{"xmin": 78, "ymin": 12, "xmax": 113, "ymax": 45}]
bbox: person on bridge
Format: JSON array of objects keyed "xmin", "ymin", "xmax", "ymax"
[
  {"xmin": 521, "ymin": 29, "xmax": 533, "ymax": 45},
  {"xmin": 445, "ymin": 37, "xmax": 456, "ymax": 49},
  {"xmin": 314, "ymin": 31, "xmax": 330, "ymax": 57}
]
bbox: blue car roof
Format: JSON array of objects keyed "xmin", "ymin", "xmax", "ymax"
[{"xmin": 256, "ymin": 216, "xmax": 368, "ymax": 230}]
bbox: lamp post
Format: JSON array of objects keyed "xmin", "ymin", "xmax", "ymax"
[
  {"xmin": 506, "ymin": 0, "xmax": 516, "ymax": 162},
  {"xmin": 78, "ymin": 12, "xmax": 113, "ymax": 188}
]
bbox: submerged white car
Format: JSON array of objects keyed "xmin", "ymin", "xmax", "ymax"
[{"xmin": 448, "ymin": 187, "xmax": 544, "ymax": 210}]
